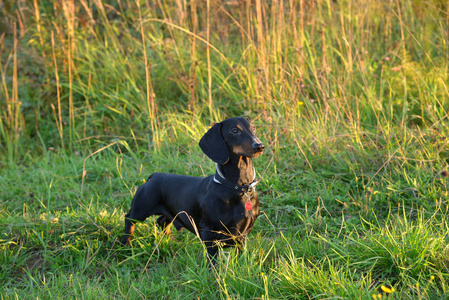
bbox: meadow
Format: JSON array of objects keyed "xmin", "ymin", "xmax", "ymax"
[{"xmin": 1, "ymin": 0, "xmax": 449, "ymax": 298}]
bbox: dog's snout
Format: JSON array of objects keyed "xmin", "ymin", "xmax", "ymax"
[{"xmin": 252, "ymin": 142, "xmax": 265, "ymax": 153}]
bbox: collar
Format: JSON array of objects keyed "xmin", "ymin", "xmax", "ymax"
[{"xmin": 213, "ymin": 164, "xmax": 259, "ymax": 192}]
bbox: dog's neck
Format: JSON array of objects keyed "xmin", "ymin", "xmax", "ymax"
[{"xmin": 218, "ymin": 155, "xmax": 255, "ymax": 186}]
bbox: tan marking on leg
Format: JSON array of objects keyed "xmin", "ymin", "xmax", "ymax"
[
  {"xmin": 129, "ymin": 224, "xmax": 135, "ymax": 236},
  {"xmin": 165, "ymin": 225, "xmax": 171, "ymax": 236}
]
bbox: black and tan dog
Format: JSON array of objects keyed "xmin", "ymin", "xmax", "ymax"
[{"xmin": 121, "ymin": 117, "xmax": 265, "ymax": 263}]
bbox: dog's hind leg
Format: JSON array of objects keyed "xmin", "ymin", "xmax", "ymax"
[
  {"xmin": 121, "ymin": 212, "xmax": 137, "ymax": 245},
  {"xmin": 122, "ymin": 205, "xmax": 162, "ymax": 245},
  {"xmin": 122, "ymin": 178, "xmax": 162, "ymax": 245},
  {"xmin": 157, "ymin": 215, "xmax": 173, "ymax": 235}
]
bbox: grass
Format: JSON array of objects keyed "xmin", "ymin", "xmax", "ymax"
[{"xmin": 1, "ymin": 0, "xmax": 449, "ymax": 298}]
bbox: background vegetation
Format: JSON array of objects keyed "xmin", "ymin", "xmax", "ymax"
[{"xmin": 1, "ymin": 0, "xmax": 449, "ymax": 298}]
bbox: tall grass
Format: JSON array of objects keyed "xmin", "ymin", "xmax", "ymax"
[
  {"xmin": 1, "ymin": 0, "xmax": 447, "ymax": 159},
  {"xmin": 1, "ymin": 0, "xmax": 449, "ymax": 298}
]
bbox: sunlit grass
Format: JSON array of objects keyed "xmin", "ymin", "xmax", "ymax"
[{"xmin": 1, "ymin": 0, "xmax": 449, "ymax": 298}]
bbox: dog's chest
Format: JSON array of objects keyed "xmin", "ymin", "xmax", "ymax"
[{"xmin": 229, "ymin": 192, "xmax": 260, "ymax": 225}]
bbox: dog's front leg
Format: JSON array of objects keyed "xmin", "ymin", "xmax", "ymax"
[
  {"xmin": 200, "ymin": 230, "xmax": 218, "ymax": 266},
  {"xmin": 206, "ymin": 241, "xmax": 218, "ymax": 266}
]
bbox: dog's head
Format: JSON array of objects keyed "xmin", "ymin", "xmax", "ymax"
[{"xmin": 199, "ymin": 117, "xmax": 265, "ymax": 164}]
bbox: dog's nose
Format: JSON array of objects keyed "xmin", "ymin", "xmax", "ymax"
[{"xmin": 252, "ymin": 142, "xmax": 265, "ymax": 153}]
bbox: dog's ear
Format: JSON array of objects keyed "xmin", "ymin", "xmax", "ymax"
[{"xmin": 199, "ymin": 122, "xmax": 230, "ymax": 165}]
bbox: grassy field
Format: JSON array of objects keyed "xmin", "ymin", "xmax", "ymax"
[{"xmin": 1, "ymin": 0, "xmax": 449, "ymax": 298}]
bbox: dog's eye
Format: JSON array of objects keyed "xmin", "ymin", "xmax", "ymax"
[
  {"xmin": 231, "ymin": 128, "xmax": 239, "ymax": 134},
  {"xmin": 251, "ymin": 127, "xmax": 256, "ymax": 133}
]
